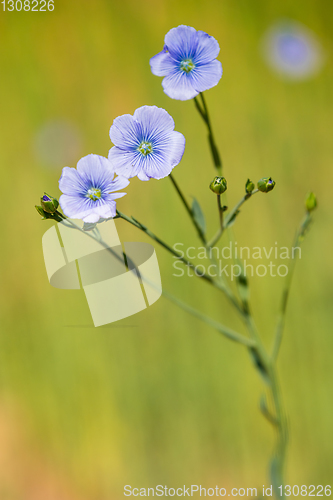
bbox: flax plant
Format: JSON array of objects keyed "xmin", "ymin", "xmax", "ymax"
[{"xmin": 35, "ymin": 24, "xmax": 317, "ymax": 497}]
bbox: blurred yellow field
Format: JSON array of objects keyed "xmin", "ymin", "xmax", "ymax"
[{"xmin": 0, "ymin": 0, "xmax": 332, "ymax": 498}]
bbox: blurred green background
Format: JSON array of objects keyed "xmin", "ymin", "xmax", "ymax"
[{"xmin": 1, "ymin": 0, "xmax": 333, "ymax": 498}]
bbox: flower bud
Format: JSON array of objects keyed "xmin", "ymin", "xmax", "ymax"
[
  {"xmin": 245, "ymin": 179, "xmax": 255, "ymax": 194},
  {"xmin": 257, "ymin": 177, "xmax": 276, "ymax": 193},
  {"xmin": 35, "ymin": 205, "xmax": 47, "ymax": 219},
  {"xmin": 35, "ymin": 204, "xmax": 63, "ymax": 222},
  {"xmin": 41, "ymin": 193, "xmax": 59, "ymax": 213},
  {"xmin": 209, "ymin": 176, "xmax": 227, "ymax": 194},
  {"xmin": 305, "ymin": 192, "xmax": 317, "ymax": 212}
]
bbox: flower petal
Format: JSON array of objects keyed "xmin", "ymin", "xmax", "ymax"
[
  {"xmin": 59, "ymin": 167, "xmax": 86, "ymax": 195},
  {"xmin": 133, "ymin": 106, "xmax": 175, "ymax": 138},
  {"xmin": 164, "ymin": 25, "xmax": 198, "ymax": 60},
  {"xmin": 76, "ymin": 154, "xmax": 114, "ymax": 176},
  {"xmin": 91, "ymin": 202, "xmax": 116, "ymax": 220},
  {"xmin": 106, "ymin": 192, "xmax": 127, "ymax": 200},
  {"xmin": 162, "ymin": 71, "xmax": 198, "ymax": 100},
  {"xmin": 109, "ymin": 114, "xmax": 141, "ymax": 149},
  {"xmin": 137, "ymin": 171, "xmax": 151, "ymax": 181},
  {"xmin": 108, "ymin": 147, "xmax": 142, "ymax": 179},
  {"xmin": 150, "ymin": 50, "xmax": 177, "ymax": 76},
  {"xmin": 107, "ymin": 175, "xmax": 130, "ymax": 192},
  {"xmin": 59, "ymin": 194, "xmax": 92, "ymax": 219},
  {"xmin": 193, "ymin": 30, "xmax": 220, "ymax": 65},
  {"xmin": 169, "ymin": 131, "xmax": 186, "ymax": 166},
  {"xmin": 82, "ymin": 213, "xmax": 100, "ymax": 223},
  {"xmin": 190, "ymin": 60, "xmax": 223, "ymax": 93},
  {"xmin": 133, "ymin": 150, "xmax": 175, "ymax": 180}
]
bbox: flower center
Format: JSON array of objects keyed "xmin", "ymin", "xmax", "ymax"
[
  {"xmin": 180, "ymin": 58, "xmax": 195, "ymax": 73},
  {"xmin": 138, "ymin": 141, "xmax": 153, "ymax": 156},
  {"xmin": 87, "ymin": 187, "xmax": 102, "ymax": 201}
]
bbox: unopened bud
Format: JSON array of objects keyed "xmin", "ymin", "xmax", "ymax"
[
  {"xmin": 245, "ymin": 179, "xmax": 255, "ymax": 194},
  {"xmin": 210, "ymin": 176, "xmax": 227, "ymax": 194},
  {"xmin": 257, "ymin": 177, "xmax": 275, "ymax": 193},
  {"xmin": 305, "ymin": 192, "xmax": 317, "ymax": 212},
  {"xmin": 41, "ymin": 193, "xmax": 59, "ymax": 213},
  {"xmin": 35, "ymin": 205, "xmax": 47, "ymax": 219},
  {"xmin": 35, "ymin": 204, "xmax": 63, "ymax": 222}
]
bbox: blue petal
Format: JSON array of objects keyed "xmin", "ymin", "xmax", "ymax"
[
  {"xmin": 108, "ymin": 147, "xmax": 142, "ymax": 179},
  {"xmin": 110, "ymin": 114, "xmax": 141, "ymax": 149},
  {"xmin": 59, "ymin": 194, "xmax": 92, "ymax": 219},
  {"xmin": 59, "ymin": 166, "xmax": 87, "ymax": 195},
  {"xmin": 106, "ymin": 175, "xmax": 130, "ymax": 193},
  {"xmin": 133, "ymin": 106, "xmax": 175, "ymax": 139},
  {"xmin": 76, "ymin": 154, "xmax": 113, "ymax": 176},
  {"xmin": 168, "ymin": 131, "xmax": 186, "ymax": 167},
  {"xmin": 106, "ymin": 192, "xmax": 126, "ymax": 200},
  {"xmin": 162, "ymin": 71, "xmax": 198, "ymax": 100},
  {"xmin": 60, "ymin": 194, "xmax": 117, "ymax": 223},
  {"xmin": 190, "ymin": 60, "xmax": 223, "ymax": 93},
  {"xmin": 193, "ymin": 30, "xmax": 220, "ymax": 65},
  {"xmin": 164, "ymin": 25, "xmax": 198, "ymax": 60},
  {"xmin": 150, "ymin": 50, "xmax": 177, "ymax": 76},
  {"xmin": 137, "ymin": 171, "xmax": 151, "ymax": 181}
]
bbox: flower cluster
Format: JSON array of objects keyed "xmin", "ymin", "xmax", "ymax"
[{"xmin": 51, "ymin": 25, "xmax": 222, "ymax": 223}]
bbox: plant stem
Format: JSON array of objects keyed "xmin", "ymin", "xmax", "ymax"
[
  {"xmin": 271, "ymin": 212, "xmax": 312, "ymax": 363},
  {"xmin": 60, "ymin": 217, "xmax": 253, "ymax": 348},
  {"xmin": 169, "ymin": 172, "xmax": 207, "ymax": 244},
  {"xmin": 207, "ymin": 190, "xmax": 259, "ymax": 248},
  {"xmin": 116, "ymin": 210, "xmax": 246, "ymax": 318},
  {"xmin": 246, "ymin": 316, "xmax": 288, "ymax": 497},
  {"xmin": 163, "ymin": 289, "xmax": 254, "ymax": 347},
  {"xmin": 194, "ymin": 92, "xmax": 222, "ymax": 174},
  {"xmin": 217, "ymin": 194, "xmax": 223, "ymax": 231},
  {"xmin": 268, "ymin": 365, "xmax": 288, "ymax": 498}
]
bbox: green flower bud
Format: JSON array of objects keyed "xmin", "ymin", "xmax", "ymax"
[
  {"xmin": 257, "ymin": 177, "xmax": 276, "ymax": 193},
  {"xmin": 41, "ymin": 193, "xmax": 59, "ymax": 213},
  {"xmin": 35, "ymin": 204, "xmax": 63, "ymax": 222},
  {"xmin": 210, "ymin": 176, "xmax": 227, "ymax": 194},
  {"xmin": 245, "ymin": 179, "xmax": 255, "ymax": 194},
  {"xmin": 35, "ymin": 205, "xmax": 47, "ymax": 219},
  {"xmin": 305, "ymin": 192, "xmax": 317, "ymax": 212}
]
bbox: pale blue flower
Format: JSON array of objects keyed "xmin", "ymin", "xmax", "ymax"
[
  {"xmin": 108, "ymin": 106, "xmax": 185, "ymax": 181},
  {"xmin": 59, "ymin": 154, "xmax": 129, "ymax": 223},
  {"xmin": 150, "ymin": 25, "xmax": 223, "ymax": 100},
  {"xmin": 261, "ymin": 21, "xmax": 325, "ymax": 80}
]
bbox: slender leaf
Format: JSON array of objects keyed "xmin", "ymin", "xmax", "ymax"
[{"xmin": 191, "ymin": 197, "xmax": 206, "ymax": 235}]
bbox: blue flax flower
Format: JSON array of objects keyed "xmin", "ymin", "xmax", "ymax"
[
  {"xmin": 150, "ymin": 25, "xmax": 223, "ymax": 100},
  {"xmin": 108, "ymin": 105, "xmax": 185, "ymax": 181},
  {"xmin": 59, "ymin": 154, "xmax": 129, "ymax": 223}
]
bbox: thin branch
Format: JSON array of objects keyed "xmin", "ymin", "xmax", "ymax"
[
  {"xmin": 207, "ymin": 190, "xmax": 259, "ymax": 248},
  {"xmin": 169, "ymin": 173, "xmax": 206, "ymax": 244},
  {"xmin": 271, "ymin": 212, "xmax": 313, "ymax": 363},
  {"xmin": 116, "ymin": 210, "xmax": 246, "ymax": 318},
  {"xmin": 163, "ymin": 289, "xmax": 254, "ymax": 347}
]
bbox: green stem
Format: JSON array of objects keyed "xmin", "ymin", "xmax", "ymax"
[
  {"xmin": 163, "ymin": 289, "xmax": 254, "ymax": 347},
  {"xmin": 194, "ymin": 92, "xmax": 222, "ymax": 174},
  {"xmin": 244, "ymin": 314, "xmax": 288, "ymax": 497},
  {"xmin": 207, "ymin": 190, "xmax": 259, "ymax": 248},
  {"xmin": 268, "ymin": 365, "xmax": 288, "ymax": 498},
  {"xmin": 217, "ymin": 194, "xmax": 223, "ymax": 232},
  {"xmin": 116, "ymin": 210, "xmax": 246, "ymax": 318},
  {"xmin": 271, "ymin": 212, "xmax": 312, "ymax": 363},
  {"xmin": 169, "ymin": 173, "xmax": 206, "ymax": 244},
  {"xmin": 60, "ymin": 217, "xmax": 252, "ymax": 348},
  {"xmin": 169, "ymin": 173, "xmax": 238, "ymax": 301}
]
